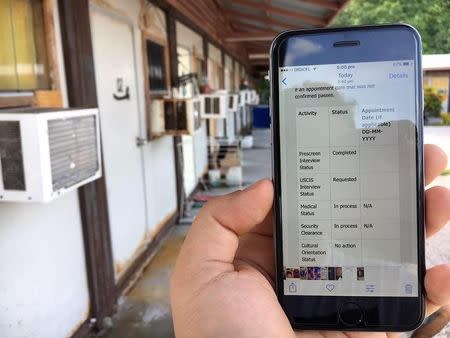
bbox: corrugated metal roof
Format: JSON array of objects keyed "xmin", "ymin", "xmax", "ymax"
[
  {"xmin": 216, "ymin": 0, "xmax": 349, "ymax": 71},
  {"xmin": 423, "ymin": 54, "xmax": 450, "ymax": 71}
]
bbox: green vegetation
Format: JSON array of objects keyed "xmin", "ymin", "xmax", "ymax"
[
  {"xmin": 333, "ymin": 0, "xmax": 450, "ymax": 54},
  {"xmin": 441, "ymin": 113, "xmax": 450, "ymax": 126},
  {"xmin": 441, "ymin": 169, "xmax": 450, "ymax": 176},
  {"xmin": 424, "ymin": 87, "xmax": 444, "ymax": 118},
  {"xmin": 258, "ymin": 77, "xmax": 270, "ymax": 105}
]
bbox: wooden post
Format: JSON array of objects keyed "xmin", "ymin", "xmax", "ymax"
[
  {"xmin": 58, "ymin": 0, "xmax": 116, "ymax": 333},
  {"xmin": 202, "ymin": 35, "xmax": 208, "ymax": 81},
  {"xmin": 167, "ymin": 8, "xmax": 184, "ymax": 218}
]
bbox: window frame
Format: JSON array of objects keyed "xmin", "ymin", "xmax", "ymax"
[
  {"xmin": 0, "ymin": 0, "xmax": 61, "ymax": 109},
  {"xmin": 142, "ymin": 31, "xmax": 171, "ymax": 140}
]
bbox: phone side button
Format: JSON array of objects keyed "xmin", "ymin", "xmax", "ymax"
[{"xmin": 338, "ymin": 302, "xmax": 363, "ymax": 326}]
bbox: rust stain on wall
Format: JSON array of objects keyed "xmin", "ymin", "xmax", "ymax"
[
  {"xmin": 66, "ymin": 303, "xmax": 90, "ymax": 338},
  {"xmin": 114, "ymin": 209, "xmax": 177, "ymax": 281},
  {"xmin": 126, "ymin": 226, "xmax": 187, "ymax": 303},
  {"xmin": 91, "ymin": 0, "xmax": 131, "ymax": 21}
]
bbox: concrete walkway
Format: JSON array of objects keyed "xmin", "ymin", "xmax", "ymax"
[
  {"xmin": 99, "ymin": 128, "xmax": 449, "ymax": 338},
  {"xmin": 98, "ymin": 129, "xmax": 271, "ymax": 338}
]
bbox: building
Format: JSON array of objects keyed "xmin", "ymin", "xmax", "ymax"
[
  {"xmin": 0, "ymin": 0, "xmax": 347, "ymax": 337},
  {"xmin": 423, "ymin": 54, "xmax": 450, "ymax": 113}
]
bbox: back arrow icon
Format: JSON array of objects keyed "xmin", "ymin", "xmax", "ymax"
[{"xmin": 282, "ymin": 77, "xmax": 287, "ymax": 85}]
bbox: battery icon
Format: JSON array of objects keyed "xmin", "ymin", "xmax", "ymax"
[{"xmin": 403, "ymin": 62, "xmax": 409, "ymax": 65}]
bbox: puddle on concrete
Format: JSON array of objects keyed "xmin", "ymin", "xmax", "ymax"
[{"xmin": 98, "ymin": 226, "xmax": 189, "ymax": 338}]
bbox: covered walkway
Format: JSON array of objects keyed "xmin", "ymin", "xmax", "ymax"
[{"xmin": 99, "ymin": 129, "xmax": 271, "ymax": 338}]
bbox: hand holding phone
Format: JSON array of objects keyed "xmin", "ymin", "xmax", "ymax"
[
  {"xmin": 170, "ymin": 146, "xmax": 450, "ymax": 336},
  {"xmin": 170, "ymin": 25, "xmax": 450, "ymax": 337},
  {"xmin": 271, "ymin": 25, "xmax": 427, "ymax": 330}
]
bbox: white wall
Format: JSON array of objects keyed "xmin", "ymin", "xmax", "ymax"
[
  {"xmin": 91, "ymin": 0, "xmax": 177, "ymax": 245},
  {"xmin": 0, "ymin": 2, "xmax": 90, "ymax": 337},
  {"xmin": 175, "ymin": 20, "xmax": 209, "ymax": 197},
  {"xmin": 194, "ymin": 122, "xmax": 208, "ymax": 180},
  {"xmin": 176, "ymin": 21, "xmax": 204, "ymax": 58},
  {"xmin": 182, "ymin": 135, "xmax": 197, "ymax": 196},
  {"xmin": 144, "ymin": 136, "xmax": 177, "ymax": 228},
  {"xmin": 181, "ymin": 122, "xmax": 208, "ymax": 197}
]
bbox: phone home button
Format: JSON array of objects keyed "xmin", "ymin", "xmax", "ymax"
[{"xmin": 338, "ymin": 302, "xmax": 363, "ymax": 326}]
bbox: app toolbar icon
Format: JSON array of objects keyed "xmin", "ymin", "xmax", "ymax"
[
  {"xmin": 404, "ymin": 284, "xmax": 413, "ymax": 295},
  {"xmin": 365, "ymin": 284, "xmax": 375, "ymax": 293},
  {"xmin": 288, "ymin": 283, "xmax": 297, "ymax": 293}
]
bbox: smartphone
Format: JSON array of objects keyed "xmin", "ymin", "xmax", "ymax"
[{"xmin": 270, "ymin": 25, "xmax": 424, "ymax": 331}]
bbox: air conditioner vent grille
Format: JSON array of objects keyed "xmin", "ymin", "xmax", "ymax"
[
  {"xmin": 193, "ymin": 101, "xmax": 201, "ymax": 130},
  {"xmin": 0, "ymin": 121, "xmax": 25, "ymax": 190},
  {"xmin": 48, "ymin": 116, "xmax": 99, "ymax": 191},
  {"xmin": 213, "ymin": 98, "xmax": 220, "ymax": 115}
]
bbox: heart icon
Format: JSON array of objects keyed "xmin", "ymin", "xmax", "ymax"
[{"xmin": 326, "ymin": 284, "xmax": 335, "ymax": 291}]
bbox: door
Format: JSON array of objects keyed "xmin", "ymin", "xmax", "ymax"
[{"xmin": 90, "ymin": 8, "xmax": 147, "ymax": 278}]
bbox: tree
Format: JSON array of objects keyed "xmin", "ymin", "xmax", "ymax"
[
  {"xmin": 333, "ymin": 0, "xmax": 450, "ymax": 54},
  {"xmin": 424, "ymin": 87, "xmax": 443, "ymax": 118}
]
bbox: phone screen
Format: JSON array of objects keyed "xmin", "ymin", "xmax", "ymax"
[{"xmin": 279, "ymin": 53, "xmax": 419, "ymax": 297}]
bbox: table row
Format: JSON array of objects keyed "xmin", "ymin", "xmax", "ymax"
[
  {"xmin": 297, "ymin": 172, "xmax": 399, "ymax": 200},
  {"xmin": 297, "ymin": 199, "xmax": 401, "ymax": 218},
  {"xmin": 298, "ymin": 239, "xmax": 401, "ymax": 266},
  {"xmin": 296, "ymin": 106, "xmax": 399, "ymax": 147},
  {"xmin": 298, "ymin": 145, "xmax": 399, "ymax": 172},
  {"xmin": 298, "ymin": 219, "xmax": 400, "ymax": 240}
]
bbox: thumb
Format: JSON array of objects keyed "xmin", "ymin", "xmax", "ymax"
[{"xmin": 174, "ymin": 179, "xmax": 274, "ymax": 280}]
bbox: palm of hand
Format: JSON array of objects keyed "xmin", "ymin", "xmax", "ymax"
[{"xmin": 171, "ymin": 145, "xmax": 450, "ymax": 338}]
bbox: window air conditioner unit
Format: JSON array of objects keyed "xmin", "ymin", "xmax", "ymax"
[
  {"xmin": 234, "ymin": 106, "xmax": 243, "ymax": 135},
  {"xmin": 200, "ymin": 94, "xmax": 227, "ymax": 119},
  {"xmin": 228, "ymin": 93, "xmax": 239, "ymax": 112},
  {"xmin": 163, "ymin": 97, "xmax": 201, "ymax": 135},
  {"xmin": 251, "ymin": 90, "xmax": 260, "ymax": 104},
  {"xmin": 248, "ymin": 90, "xmax": 256, "ymax": 104},
  {"xmin": 0, "ymin": 108, "xmax": 101, "ymax": 203},
  {"xmin": 244, "ymin": 90, "xmax": 252, "ymax": 104},
  {"xmin": 238, "ymin": 91, "xmax": 246, "ymax": 107},
  {"xmin": 149, "ymin": 99, "xmax": 165, "ymax": 137}
]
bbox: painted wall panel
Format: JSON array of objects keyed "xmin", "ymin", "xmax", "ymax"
[
  {"xmin": 90, "ymin": 7, "xmax": 148, "ymax": 277},
  {"xmin": 176, "ymin": 21, "xmax": 203, "ymax": 58},
  {"xmin": 144, "ymin": 136, "xmax": 177, "ymax": 229},
  {"xmin": 194, "ymin": 121, "xmax": 208, "ymax": 179},
  {"xmin": 181, "ymin": 134, "xmax": 196, "ymax": 196},
  {"xmin": 90, "ymin": 0, "xmax": 177, "ymax": 236},
  {"xmin": 0, "ymin": 193, "xmax": 89, "ymax": 338},
  {"xmin": 0, "ymin": 2, "xmax": 90, "ymax": 337}
]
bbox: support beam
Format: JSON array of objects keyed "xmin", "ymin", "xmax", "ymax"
[
  {"xmin": 249, "ymin": 58, "xmax": 270, "ymax": 65},
  {"xmin": 326, "ymin": 0, "xmax": 351, "ymax": 25},
  {"xmin": 58, "ymin": 0, "xmax": 116, "ymax": 332},
  {"xmin": 298, "ymin": 0, "xmax": 340, "ymax": 11},
  {"xmin": 247, "ymin": 46, "xmax": 271, "ymax": 54},
  {"xmin": 202, "ymin": 35, "xmax": 209, "ymax": 78},
  {"xmin": 224, "ymin": 8, "xmax": 302, "ymax": 30},
  {"xmin": 249, "ymin": 53, "xmax": 269, "ymax": 60},
  {"xmin": 229, "ymin": 0, "xmax": 326, "ymax": 26},
  {"xmin": 166, "ymin": 8, "xmax": 184, "ymax": 217},
  {"xmin": 230, "ymin": 20, "xmax": 277, "ymax": 34},
  {"xmin": 212, "ymin": 0, "xmax": 235, "ymax": 34},
  {"xmin": 226, "ymin": 31, "xmax": 276, "ymax": 42},
  {"xmin": 150, "ymin": 0, "xmax": 249, "ymax": 67}
]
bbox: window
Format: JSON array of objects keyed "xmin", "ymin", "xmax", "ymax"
[
  {"xmin": 146, "ymin": 39, "xmax": 168, "ymax": 96},
  {"xmin": 0, "ymin": 0, "xmax": 50, "ymax": 91},
  {"xmin": 177, "ymin": 46, "xmax": 193, "ymax": 98}
]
